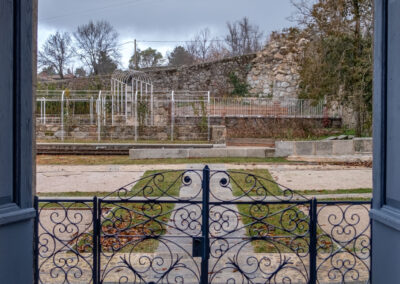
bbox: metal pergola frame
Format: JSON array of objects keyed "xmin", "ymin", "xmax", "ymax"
[{"xmin": 111, "ymin": 70, "xmax": 154, "ymax": 125}]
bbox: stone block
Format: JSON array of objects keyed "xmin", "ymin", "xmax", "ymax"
[
  {"xmin": 72, "ymin": 131, "xmax": 88, "ymax": 139},
  {"xmin": 354, "ymin": 138, "xmax": 373, "ymax": 153},
  {"xmin": 188, "ymin": 148, "xmax": 228, "ymax": 158},
  {"xmin": 227, "ymin": 148, "xmax": 248, "ymax": 158},
  {"xmin": 332, "ymin": 140, "xmax": 354, "ymax": 155},
  {"xmin": 211, "ymin": 126, "xmax": 226, "ymax": 144},
  {"xmin": 275, "ymin": 141, "xmax": 294, "ymax": 157},
  {"xmin": 315, "ymin": 141, "xmax": 333, "ymax": 155},
  {"xmin": 294, "ymin": 141, "xmax": 315, "ymax": 155},
  {"xmin": 129, "ymin": 149, "xmax": 189, "ymax": 159},
  {"xmin": 54, "ymin": 130, "xmax": 67, "ymax": 139},
  {"xmin": 245, "ymin": 148, "xmax": 270, "ymax": 158}
]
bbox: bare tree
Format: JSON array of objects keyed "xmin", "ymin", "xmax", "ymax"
[
  {"xmin": 38, "ymin": 32, "xmax": 74, "ymax": 79},
  {"xmin": 186, "ymin": 28, "xmax": 213, "ymax": 62},
  {"xmin": 207, "ymin": 39, "xmax": 230, "ymax": 61},
  {"xmin": 74, "ymin": 20, "xmax": 120, "ymax": 75},
  {"xmin": 288, "ymin": 0, "xmax": 315, "ymax": 27},
  {"xmin": 225, "ymin": 17, "xmax": 264, "ymax": 56}
]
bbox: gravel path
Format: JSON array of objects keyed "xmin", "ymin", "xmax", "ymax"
[{"xmin": 36, "ymin": 164, "xmax": 372, "ymax": 193}]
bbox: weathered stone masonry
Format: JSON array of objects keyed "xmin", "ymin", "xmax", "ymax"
[{"xmin": 38, "ymin": 36, "xmax": 301, "ymax": 99}]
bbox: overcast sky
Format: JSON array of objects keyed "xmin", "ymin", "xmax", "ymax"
[{"xmin": 38, "ymin": 0, "xmax": 298, "ymax": 70}]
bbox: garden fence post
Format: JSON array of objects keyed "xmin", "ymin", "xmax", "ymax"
[
  {"xmin": 201, "ymin": 166, "xmax": 210, "ymax": 284},
  {"xmin": 309, "ymin": 198, "xmax": 317, "ymax": 284},
  {"xmin": 93, "ymin": 197, "xmax": 100, "ymax": 284},
  {"xmin": 34, "ymin": 196, "xmax": 39, "ymax": 284}
]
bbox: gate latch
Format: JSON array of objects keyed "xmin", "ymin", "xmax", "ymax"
[{"xmin": 192, "ymin": 237, "xmax": 203, "ymax": 257}]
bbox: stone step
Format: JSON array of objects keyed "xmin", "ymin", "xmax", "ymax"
[{"xmin": 130, "ymin": 147, "xmax": 275, "ymax": 159}]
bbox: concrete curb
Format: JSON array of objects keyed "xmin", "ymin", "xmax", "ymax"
[
  {"xmin": 129, "ymin": 147, "xmax": 275, "ymax": 159},
  {"xmin": 275, "ymin": 138, "xmax": 372, "ymax": 157}
]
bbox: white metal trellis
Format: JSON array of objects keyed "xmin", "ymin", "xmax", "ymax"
[
  {"xmin": 111, "ymin": 70, "xmax": 154, "ymax": 125},
  {"xmin": 35, "ymin": 76, "xmax": 337, "ymax": 143}
]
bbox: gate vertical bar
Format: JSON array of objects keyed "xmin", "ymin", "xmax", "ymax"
[
  {"xmin": 34, "ymin": 196, "xmax": 39, "ymax": 284},
  {"xmin": 201, "ymin": 165, "xmax": 210, "ymax": 284},
  {"xmin": 93, "ymin": 197, "xmax": 100, "ymax": 284},
  {"xmin": 369, "ymin": 202, "xmax": 373, "ymax": 282},
  {"xmin": 309, "ymin": 198, "xmax": 317, "ymax": 284}
]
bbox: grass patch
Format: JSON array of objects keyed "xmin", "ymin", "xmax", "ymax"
[
  {"xmin": 227, "ymin": 169, "xmax": 334, "ymax": 254},
  {"xmin": 38, "ymin": 191, "xmax": 110, "ymax": 198},
  {"xmin": 316, "ymin": 197, "xmax": 372, "ymax": 202},
  {"xmin": 295, "ymin": 188, "xmax": 372, "ymax": 196},
  {"xmin": 229, "ymin": 169, "xmax": 310, "ymax": 253},
  {"xmin": 36, "ymin": 155, "xmax": 289, "ymax": 165},
  {"xmin": 37, "ymin": 139, "xmax": 210, "ymax": 144},
  {"xmin": 131, "ymin": 170, "xmax": 183, "ymax": 197},
  {"xmin": 236, "ymin": 203, "xmax": 311, "ymax": 253},
  {"xmin": 228, "ymin": 169, "xmax": 282, "ymax": 197}
]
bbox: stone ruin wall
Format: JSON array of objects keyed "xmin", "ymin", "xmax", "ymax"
[{"xmin": 38, "ymin": 36, "xmax": 301, "ymax": 100}]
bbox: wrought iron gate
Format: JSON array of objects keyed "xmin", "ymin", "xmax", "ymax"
[{"xmin": 35, "ymin": 166, "xmax": 371, "ymax": 283}]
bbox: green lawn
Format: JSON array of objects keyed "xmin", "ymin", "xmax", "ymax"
[
  {"xmin": 37, "ymin": 155, "xmax": 289, "ymax": 165},
  {"xmin": 130, "ymin": 170, "xmax": 183, "ymax": 197},
  {"xmin": 294, "ymin": 188, "xmax": 372, "ymax": 196},
  {"xmin": 228, "ymin": 169, "xmax": 334, "ymax": 254},
  {"xmin": 228, "ymin": 169, "xmax": 282, "ymax": 197},
  {"xmin": 37, "ymin": 139, "xmax": 210, "ymax": 144},
  {"xmin": 228, "ymin": 170, "xmax": 308, "ymax": 253}
]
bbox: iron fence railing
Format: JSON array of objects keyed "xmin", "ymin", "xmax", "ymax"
[
  {"xmin": 209, "ymin": 97, "xmax": 329, "ymax": 118},
  {"xmin": 34, "ymin": 167, "xmax": 370, "ymax": 284},
  {"xmin": 35, "ymin": 90, "xmax": 341, "ymax": 142}
]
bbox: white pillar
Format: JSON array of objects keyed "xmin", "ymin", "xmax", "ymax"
[
  {"xmin": 207, "ymin": 91, "xmax": 210, "ymax": 141},
  {"xmin": 97, "ymin": 99, "xmax": 101, "ymax": 142},
  {"xmin": 61, "ymin": 91, "xmax": 65, "ymax": 141},
  {"xmin": 125, "ymin": 82, "xmax": 128, "ymax": 119},
  {"xmin": 134, "ymin": 90, "xmax": 138, "ymax": 141},
  {"xmin": 171, "ymin": 91, "xmax": 175, "ymax": 141},
  {"xmin": 151, "ymin": 84, "xmax": 154, "ymax": 125},
  {"xmin": 140, "ymin": 82, "xmax": 143, "ymax": 101},
  {"xmin": 115, "ymin": 82, "xmax": 120, "ymax": 114},
  {"xmin": 112, "ymin": 82, "xmax": 114, "ymax": 125},
  {"xmin": 90, "ymin": 96, "xmax": 94, "ymax": 124}
]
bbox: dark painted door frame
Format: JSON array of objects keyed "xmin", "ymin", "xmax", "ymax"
[
  {"xmin": 371, "ymin": 0, "xmax": 400, "ymax": 282},
  {"xmin": 0, "ymin": 0, "xmax": 37, "ymax": 283}
]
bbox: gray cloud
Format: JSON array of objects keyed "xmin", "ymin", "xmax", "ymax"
[{"xmin": 38, "ymin": 0, "xmax": 297, "ymax": 68}]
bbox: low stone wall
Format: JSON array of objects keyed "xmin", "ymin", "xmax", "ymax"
[
  {"xmin": 275, "ymin": 138, "xmax": 372, "ymax": 157},
  {"xmin": 37, "ymin": 116, "xmax": 341, "ymax": 142},
  {"xmin": 36, "ymin": 124, "xmax": 209, "ymax": 142},
  {"xmin": 209, "ymin": 117, "xmax": 342, "ymax": 139}
]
